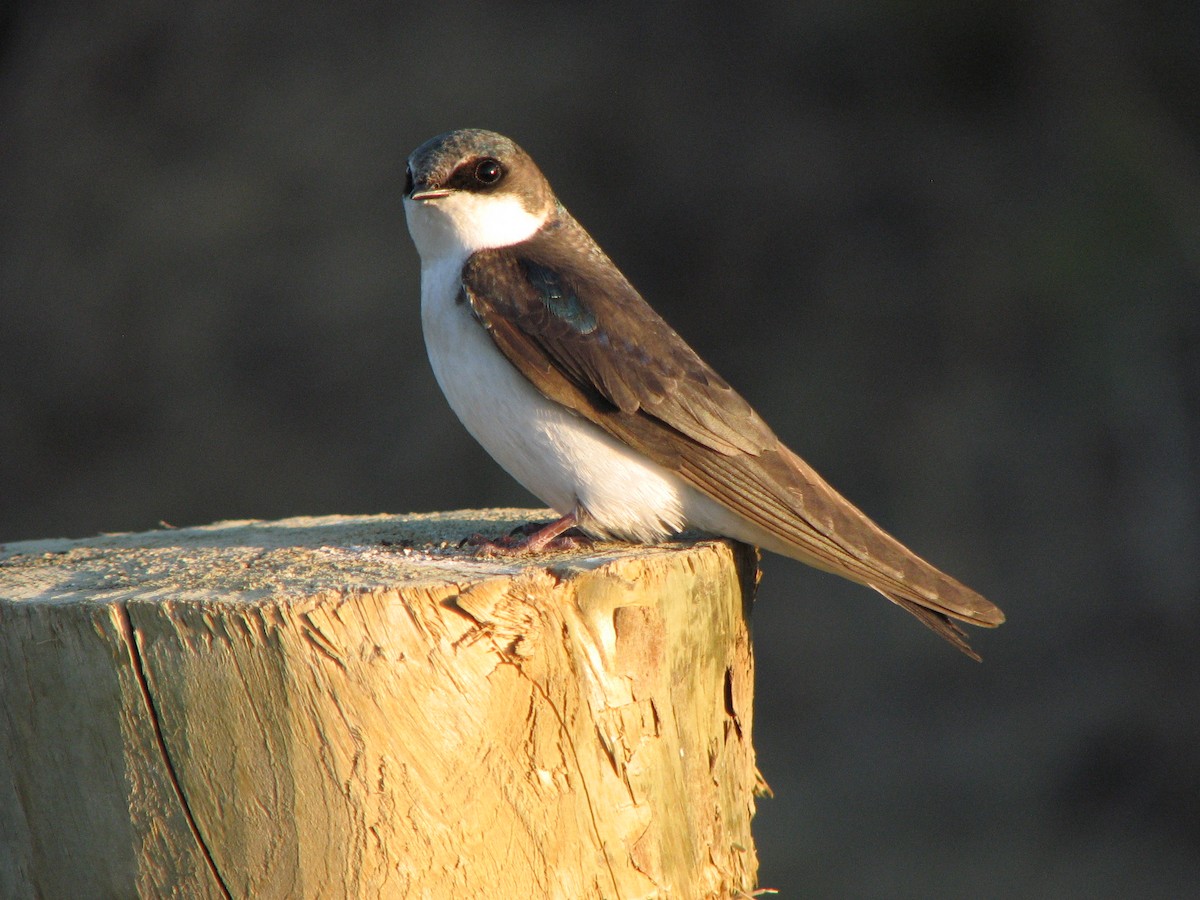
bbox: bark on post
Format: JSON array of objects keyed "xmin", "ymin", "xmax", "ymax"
[{"xmin": 0, "ymin": 510, "xmax": 760, "ymax": 899}]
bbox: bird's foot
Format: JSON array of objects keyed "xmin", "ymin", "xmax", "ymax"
[{"xmin": 461, "ymin": 512, "xmax": 592, "ymax": 556}]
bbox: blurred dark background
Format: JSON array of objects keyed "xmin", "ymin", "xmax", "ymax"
[{"xmin": 2, "ymin": 1, "xmax": 1197, "ymax": 895}]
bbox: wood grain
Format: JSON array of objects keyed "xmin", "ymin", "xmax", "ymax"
[{"xmin": 0, "ymin": 511, "xmax": 760, "ymax": 899}]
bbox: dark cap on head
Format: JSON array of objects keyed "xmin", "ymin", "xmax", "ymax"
[{"xmin": 406, "ymin": 129, "xmax": 553, "ymax": 215}]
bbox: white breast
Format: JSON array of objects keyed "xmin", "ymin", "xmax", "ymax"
[
  {"xmin": 419, "ymin": 252, "xmax": 698, "ymax": 540},
  {"xmin": 403, "ymin": 190, "xmax": 769, "ymax": 545}
]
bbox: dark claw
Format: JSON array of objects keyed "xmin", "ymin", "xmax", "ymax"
[{"xmin": 459, "ymin": 520, "xmax": 594, "ymax": 556}]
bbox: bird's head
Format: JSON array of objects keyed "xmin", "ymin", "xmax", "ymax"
[{"xmin": 404, "ymin": 129, "xmax": 554, "ymax": 262}]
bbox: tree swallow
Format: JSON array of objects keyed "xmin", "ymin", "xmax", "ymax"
[{"xmin": 403, "ymin": 128, "xmax": 1005, "ymax": 659}]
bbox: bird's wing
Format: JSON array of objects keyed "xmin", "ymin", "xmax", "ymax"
[
  {"xmin": 461, "ymin": 222, "xmax": 1004, "ymax": 657},
  {"xmin": 463, "ymin": 218, "xmax": 778, "ymax": 457}
]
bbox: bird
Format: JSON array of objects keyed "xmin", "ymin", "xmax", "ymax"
[{"xmin": 402, "ymin": 128, "xmax": 1004, "ymax": 659}]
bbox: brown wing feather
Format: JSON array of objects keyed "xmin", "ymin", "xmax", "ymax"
[
  {"xmin": 464, "ymin": 218, "xmax": 777, "ymax": 457},
  {"xmin": 461, "ymin": 218, "xmax": 1004, "ymax": 656}
]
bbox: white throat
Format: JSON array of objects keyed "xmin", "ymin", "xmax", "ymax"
[
  {"xmin": 404, "ymin": 192, "xmax": 548, "ymax": 264},
  {"xmin": 404, "ymin": 175, "xmax": 746, "ymax": 547}
]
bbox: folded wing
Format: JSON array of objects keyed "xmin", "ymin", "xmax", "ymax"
[{"xmin": 461, "ymin": 218, "xmax": 1004, "ymax": 657}]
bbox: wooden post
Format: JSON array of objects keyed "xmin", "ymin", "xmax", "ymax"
[{"xmin": 0, "ymin": 510, "xmax": 760, "ymax": 899}]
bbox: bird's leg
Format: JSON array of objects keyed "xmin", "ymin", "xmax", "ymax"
[
  {"xmin": 463, "ymin": 511, "xmax": 592, "ymax": 555},
  {"xmin": 521, "ymin": 511, "xmax": 586, "ymax": 552}
]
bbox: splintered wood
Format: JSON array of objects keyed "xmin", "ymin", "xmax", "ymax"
[{"xmin": 0, "ymin": 510, "xmax": 760, "ymax": 899}]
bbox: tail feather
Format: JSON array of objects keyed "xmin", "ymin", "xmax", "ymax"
[{"xmin": 882, "ymin": 590, "xmax": 983, "ymax": 662}]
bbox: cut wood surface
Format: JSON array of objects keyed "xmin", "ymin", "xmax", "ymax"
[{"xmin": 0, "ymin": 510, "xmax": 761, "ymax": 899}]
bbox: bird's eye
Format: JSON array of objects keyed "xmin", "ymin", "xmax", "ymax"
[
  {"xmin": 404, "ymin": 166, "xmax": 414, "ymax": 196},
  {"xmin": 474, "ymin": 158, "xmax": 504, "ymax": 185}
]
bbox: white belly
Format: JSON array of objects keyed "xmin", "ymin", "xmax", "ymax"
[
  {"xmin": 420, "ymin": 258, "xmax": 700, "ymax": 542},
  {"xmin": 424, "ymin": 260, "xmax": 739, "ymax": 542},
  {"xmin": 404, "ymin": 190, "xmax": 771, "ymax": 550},
  {"xmin": 417, "ymin": 260, "xmax": 782, "ymax": 554}
]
